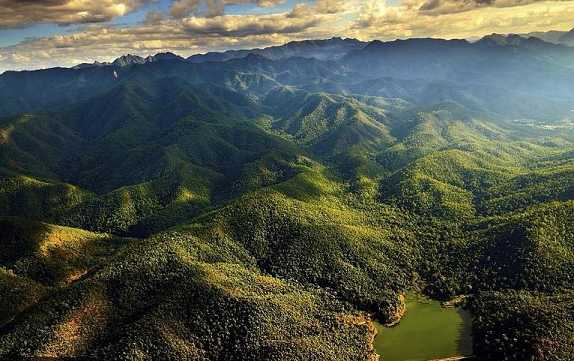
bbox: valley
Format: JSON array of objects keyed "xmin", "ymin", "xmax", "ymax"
[{"xmin": 0, "ymin": 35, "xmax": 573, "ymax": 360}]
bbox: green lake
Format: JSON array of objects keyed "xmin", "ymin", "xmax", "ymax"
[{"xmin": 374, "ymin": 295, "xmax": 473, "ymax": 361}]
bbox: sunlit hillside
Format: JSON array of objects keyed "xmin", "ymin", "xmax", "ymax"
[{"xmin": 1, "ymin": 33, "xmax": 574, "ymax": 361}]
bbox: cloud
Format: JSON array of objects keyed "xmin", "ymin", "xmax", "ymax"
[
  {"xmin": 289, "ymin": 0, "xmax": 349, "ymax": 18},
  {"xmin": 406, "ymin": 0, "xmax": 573, "ymax": 15},
  {"xmin": 170, "ymin": 0, "xmax": 284, "ymax": 18},
  {"xmin": 349, "ymin": 0, "xmax": 574, "ymax": 40},
  {"xmin": 0, "ymin": 0, "xmax": 152, "ymax": 28},
  {"xmin": 181, "ymin": 14, "xmax": 320, "ymax": 36},
  {"xmin": 0, "ymin": 8, "xmax": 331, "ymax": 72},
  {"xmin": 144, "ymin": 10, "xmax": 165, "ymax": 24}
]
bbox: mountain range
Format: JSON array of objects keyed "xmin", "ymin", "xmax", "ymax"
[
  {"xmin": 70, "ymin": 30, "xmax": 574, "ymax": 70},
  {"xmin": 1, "ymin": 33, "xmax": 573, "ymax": 360},
  {"xmin": 525, "ymin": 27, "xmax": 574, "ymax": 46}
]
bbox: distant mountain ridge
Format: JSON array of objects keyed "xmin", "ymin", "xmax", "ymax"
[
  {"xmin": 66, "ymin": 32, "xmax": 574, "ymax": 72},
  {"xmin": 73, "ymin": 52, "xmax": 185, "ymax": 69},
  {"xmin": 69, "ymin": 32, "xmax": 574, "ymax": 71},
  {"xmin": 70, "ymin": 37, "xmax": 366, "ymax": 69},
  {"xmin": 477, "ymin": 33, "xmax": 555, "ymax": 48},
  {"xmin": 2, "ymin": 34, "xmax": 573, "ymax": 122},
  {"xmin": 112, "ymin": 54, "xmax": 146, "ymax": 67},
  {"xmin": 188, "ymin": 37, "xmax": 367, "ymax": 63},
  {"xmin": 559, "ymin": 27, "xmax": 574, "ymax": 44},
  {"xmin": 523, "ymin": 26, "xmax": 574, "ymax": 46}
]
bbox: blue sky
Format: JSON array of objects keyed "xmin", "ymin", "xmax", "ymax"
[{"xmin": 0, "ymin": 0, "xmax": 307, "ymax": 47}]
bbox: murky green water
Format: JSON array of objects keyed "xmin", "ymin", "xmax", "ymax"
[{"xmin": 374, "ymin": 295, "xmax": 473, "ymax": 361}]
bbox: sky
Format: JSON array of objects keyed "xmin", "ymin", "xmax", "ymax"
[{"xmin": 0, "ymin": 0, "xmax": 573, "ymax": 72}]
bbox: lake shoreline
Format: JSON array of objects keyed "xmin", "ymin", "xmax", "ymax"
[
  {"xmin": 384, "ymin": 294, "xmax": 407, "ymax": 327},
  {"xmin": 373, "ymin": 294, "xmax": 473, "ymax": 361}
]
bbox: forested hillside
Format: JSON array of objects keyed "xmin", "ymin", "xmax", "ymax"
[{"xmin": 1, "ymin": 36, "xmax": 573, "ymax": 360}]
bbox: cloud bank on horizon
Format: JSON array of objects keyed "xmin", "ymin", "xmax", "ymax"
[{"xmin": 0, "ymin": 0, "xmax": 573, "ymax": 72}]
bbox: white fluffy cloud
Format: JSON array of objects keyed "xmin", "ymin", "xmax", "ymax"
[
  {"xmin": 180, "ymin": 14, "xmax": 320, "ymax": 36},
  {"xmin": 0, "ymin": 0, "xmax": 151, "ymax": 27},
  {"xmin": 409, "ymin": 0, "xmax": 573, "ymax": 15},
  {"xmin": 0, "ymin": 8, "xmax": 332, "ymax": 71},
  {"xmin": 349, "ymin": 0, "xmax": 574, "ymax": 40}
]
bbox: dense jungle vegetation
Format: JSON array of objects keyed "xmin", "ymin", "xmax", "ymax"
[{"xmin": 1, "ymin": 35, "xmax": 573, "ymax": 360}]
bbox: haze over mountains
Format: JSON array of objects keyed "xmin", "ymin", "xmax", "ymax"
[
  {"xmin": 1, "ymin": 31, "xmax": 574, "ymax": 360},
  {"xmin": 56, "ymin": 29, "xmax": 574, "ymax": 72},
  {"xmin": 526, "ymin": 27, "xmax": 574, "ymax": 46},
  {"xmin": 5, "ymin": 33, "xmax": 574, "ymax": 120},
  {"xmin": 52, "ymin": 28, "xmax": 574, "ymax": 72}
]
